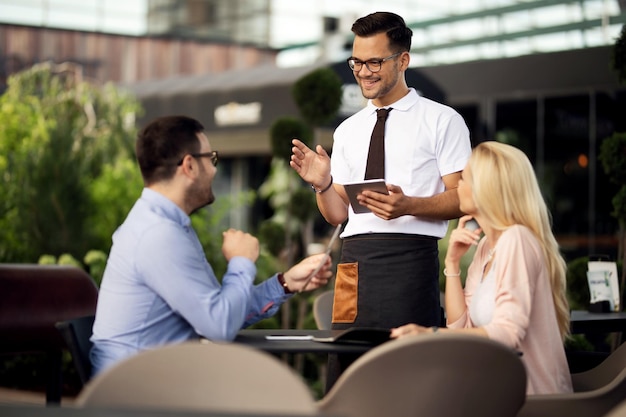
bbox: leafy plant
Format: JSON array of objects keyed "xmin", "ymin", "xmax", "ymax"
[
  {"xmin": 566, "ymin": 256, "xmax": 591, "ymax": 311},
  {"xmin": 270, "ymin": 117, "xmax": 312, "ymax": 161},
  {"xmin": 260, "ymin": 66, "xmax": 343, "ymax": 381},
  {"xmin": 292, "ymin": 67, "xmax": 343, "ymax": 127},
  {"xmin": 257, "ymin": 220, "xmax": 286, "ymax": 257},
  {"xmin": 0, "ymin": 62, "xmax": 142, "ymax": 262},
  {"xmin": 598, "ymin": 132, "xmax": 626, "ymax": 308},
  {"xmin": 611, "ymin": 24, "xmax": 626, "ymax": 84}
]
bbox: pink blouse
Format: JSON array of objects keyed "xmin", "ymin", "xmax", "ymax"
[{"xmin": 447, "ymin": 225, "xmax": 573, "ymax": 395}]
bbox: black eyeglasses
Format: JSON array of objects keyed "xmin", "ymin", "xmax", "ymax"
[
  {"xmin": 177, "ymin": 150, "xmax": 218, "ymax": 167},
  {"xmin": 347, "ymin": 52, "xmax": 402, "ymax": 73}
]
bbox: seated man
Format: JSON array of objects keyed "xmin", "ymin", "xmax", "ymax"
[{"xmin": 90, "ymin": 115, "xmax": 332, "ymax": 375}]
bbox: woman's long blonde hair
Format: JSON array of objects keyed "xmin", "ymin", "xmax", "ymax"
[{"xmin": 468, "ymin": 141, "xmax": 569, "ymax": 340}]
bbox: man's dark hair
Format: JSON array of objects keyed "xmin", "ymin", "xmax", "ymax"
[
  {"xmin": 136, "ymin": 115, "xmax": 205, "ymax": 185},
  {"xmin": 351, "ymin": 12, "xmax": 413, "ymax": 52}
]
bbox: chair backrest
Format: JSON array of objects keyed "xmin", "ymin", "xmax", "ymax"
[
  {"xmin": 317, "ymin": 333, "xmax": 527, "ymax": 417},
  {"xmin": 0, "ymin": 264, "xmax": 98, "ymax": 352},
  {"xmin": 518, "ymin": 377, "xmax": 626, "ymax": 417},
  {"xmin": 572, "ymin": 342, "xmax": 626, "ymax": 392},
  {"xmin": 55, "ymin": 315, "xmax": 95, "ymax": 386},
  {"xmin": 313, "ymin": 290, "xmax": 333, "ymax": 330},
  {"xmin": 75, "ymin": 341, "xmax": 317, "ymax": 414},
  {"xmin": 518, "ymin": 342, "xmax": 626, "ymax": 417},
  {"xmin": 605, "ymin": 399, "xmax": 626, "ymax": 417},
  {"xmin": 0, "ymin": 264, "xmax": 98, "ymax": 404}
]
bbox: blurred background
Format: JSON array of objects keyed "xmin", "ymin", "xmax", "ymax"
[{"xmin": 3, "ymin": 0, "xmax": 624, "ymax": 260}]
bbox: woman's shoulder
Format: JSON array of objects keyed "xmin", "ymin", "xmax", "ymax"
[
  {"xmin": 499, "ymin": 224, "xmax": 542, "ymax": 252},
  {"xmin": 503, "ymin": 224, "xmax": 533, "ymax": 237}
]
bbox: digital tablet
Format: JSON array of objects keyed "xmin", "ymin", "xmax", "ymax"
[
  {"xmin": 343, "ymin": 179, "xmax": 388, "ymax": 214},
  {"xmin": 312, "ymin": 327, "xmax": 391, "ymax": 345}
]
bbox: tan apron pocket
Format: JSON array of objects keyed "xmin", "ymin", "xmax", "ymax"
[{"xmin": 332, "ymin": 262, "xmax": 358, "ymax": 323}]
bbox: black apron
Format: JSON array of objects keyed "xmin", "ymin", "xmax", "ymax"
[{"xmin": 326, "ymin": 233, "xmax": 441, "ymax": 392}]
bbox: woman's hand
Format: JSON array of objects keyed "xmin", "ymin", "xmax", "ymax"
[
  {"xmin": 390, "ymin": 323, "xmax": 434, "ymax": 339},
  {"xmin": 445, "ymin": 215, "xmax": 482, "ymax": 266}
]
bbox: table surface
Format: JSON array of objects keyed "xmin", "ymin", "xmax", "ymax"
[
  {"xmin": 236, "ymin": 311, "xmax": 626, "ymax": 347},
  {"xmin": 570, "ymin": 310, "xmax": 626, "ymax": 334},
  {"xmin": 234, "ymin": 328, "xmax": 376, "ymax": 354}
]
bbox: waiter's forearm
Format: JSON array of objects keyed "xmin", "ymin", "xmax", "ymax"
[
  {"xmin": 408, "ymin": 188, "xmax": 464, "ymax": 220},
  {"xmin": 317, "ymin": 185, "xmax": 349, "ymax": 226}
]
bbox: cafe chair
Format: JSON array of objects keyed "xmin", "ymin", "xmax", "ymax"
[
  {"xmin": 75, "ymin": 341, "xmax": 317, "ymax": 414},
  {"xmin": 517, "ymin": 341, "xmax": 626, "ymax": 417},
  {"xmin": 313, "ymin": 289, "xmax": 334, "ymax": 330},
  {"xmin": 0, "ymin": 264, "xmax": 98, "ymax": 405},
  {"xmin": 317, "ymin": 333, "xmax": 527, "ymax": 417},
  {"xmin": 570, "ymin": 341, "xmax": 626, "ymax": 392},
  {"xmin": 605, "ymin": 398, "xmax": 626, "ymax": 417},
  {"xmin": 55, "ymin": 314, "xmax": 95, "ymax": 387}
]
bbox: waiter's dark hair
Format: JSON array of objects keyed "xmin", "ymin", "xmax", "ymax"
[{"xmin": 351, "ymin": 12, "xmax": 413, "ymax": 52}]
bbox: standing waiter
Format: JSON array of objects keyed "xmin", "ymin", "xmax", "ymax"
[{"xmin": 290, "ymin": 11, "xmax": 471, "ymax": 389}]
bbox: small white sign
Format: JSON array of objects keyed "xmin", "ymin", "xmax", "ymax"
[
  {"xmin": 588, "ymin": 261, "xmax": 620, "ymax": 311},
  {"xmin": 214, "ymin": 102, "xmax": 262, "ymax": 126}
]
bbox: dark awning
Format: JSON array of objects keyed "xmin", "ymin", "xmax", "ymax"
[{"xmin": 419, "ymin": 46, "xmax": 621, "ymax": 103}]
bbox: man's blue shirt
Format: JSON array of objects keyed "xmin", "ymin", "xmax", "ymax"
[{"xmin": 90, "ymin": 188, "xmax": 289, "ymax": 375}]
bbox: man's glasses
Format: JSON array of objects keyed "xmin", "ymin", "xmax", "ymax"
[
  {"xmin": 347, "ymin": 52, "xmax": 402, "ymax": 73},
  {"xmin": 177, "ymin": 150, "xmax": 218, "ymax": 167}
]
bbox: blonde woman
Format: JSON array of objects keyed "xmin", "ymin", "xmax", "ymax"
[{"xmin": 391, "ymin": 141, "xmax": 573, "ymax": 395}]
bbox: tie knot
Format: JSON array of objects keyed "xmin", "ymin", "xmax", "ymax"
[{"xmin": 376, "ymin": 108, "xmax": 391, "ymax": 121}]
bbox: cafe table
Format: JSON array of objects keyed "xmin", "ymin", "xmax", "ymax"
[
  {"xmin": 233, "ymin": 328, "xmax": 379, "ymax": 355},
  {"xmin": 570, "ymin": 310, "xmax": 626, "ymax": 334},
  {"xmin": 235, "ymin": 310, "xmax": 626, "ymax": 354}
]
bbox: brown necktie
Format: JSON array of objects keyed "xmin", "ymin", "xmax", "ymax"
[{"xmin": 364, "ymin": 108, "xmax": 392, "ymax": 180}]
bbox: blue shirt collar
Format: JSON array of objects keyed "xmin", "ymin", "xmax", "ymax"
[{"xmin": 140, "ymin": 188, "xmax": 191, "ymax": 229}]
